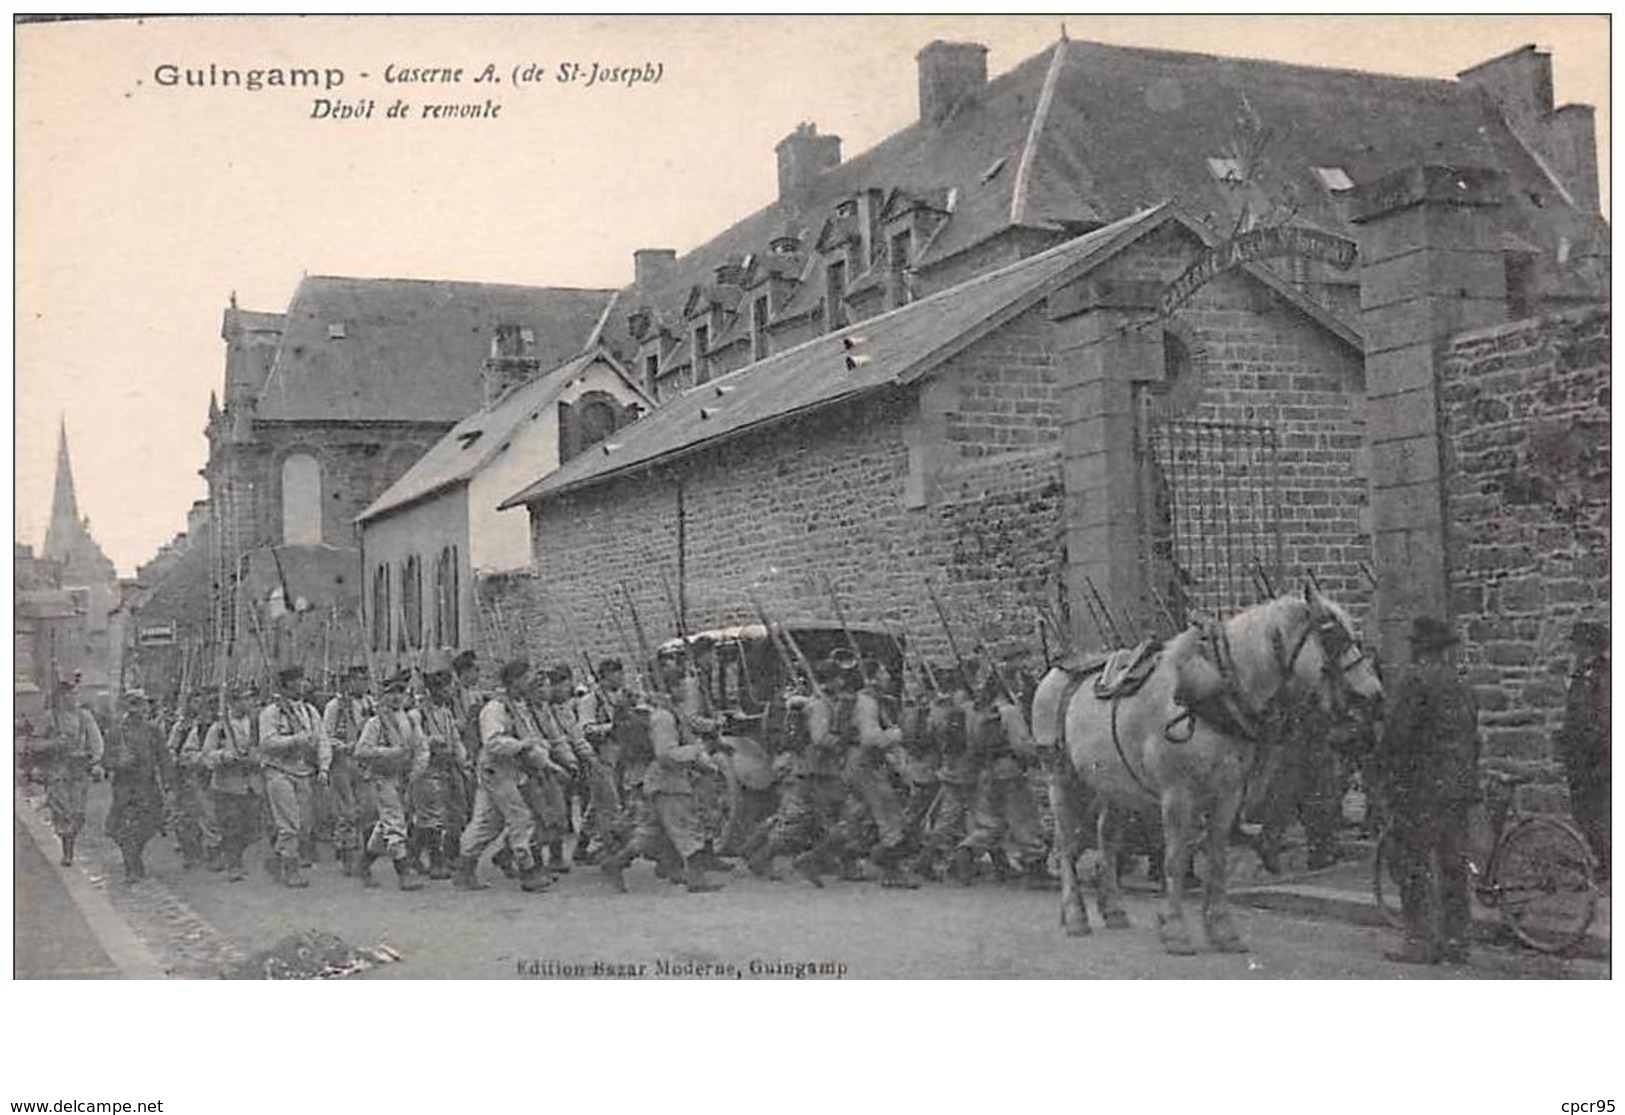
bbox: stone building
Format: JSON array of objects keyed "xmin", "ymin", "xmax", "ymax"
[
  {"xmin": 496, "ymin": 35, "xmax": 1606, "ymax": 811},
  {"xmin": 356, "ymin": 341, "xmax": 648, "ymax": 670},
  {"xmin": 591, "ymin": 39, "xmax": 1603, "ymax": 407},
  {"xmin": 201, "ymin": 276, "xmax": 614, "ymax": 677}
]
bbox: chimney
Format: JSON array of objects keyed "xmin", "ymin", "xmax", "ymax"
[
  {"xmin": 1548, "ymin": 103, "xmax": 1600, "ymax": 214},
  {"xmin": 775, "ymin": 122, "xmax": 841, "ymax": 202},
  {"xmin": 1458, "ymin": 45, "xmax": 1552, "ymax": 135},
  {"xmin": 917, "ymin": 40, "xmax": 987, "ymax": 126},
  {"xmin": 482, "ymin": 324, "xmax": 541, "ymax": 407},
  {"xmin": 633, "ymin": 248, "xmax": 678, "ymax": 290}
]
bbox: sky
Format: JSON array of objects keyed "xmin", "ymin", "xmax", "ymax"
[{"xmin": 13, "ymin": 14, "xmax": 1610, "ymax": 576}]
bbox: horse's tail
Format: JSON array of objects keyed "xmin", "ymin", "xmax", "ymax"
[{"xmin": 1031, "ymin": 666, "xmax": 1073, "ymax": 751}]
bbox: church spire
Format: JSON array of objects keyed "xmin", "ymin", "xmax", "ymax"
[{"xmin": 43, "ymin": 417, "xmax": 81, "ymax": 563}]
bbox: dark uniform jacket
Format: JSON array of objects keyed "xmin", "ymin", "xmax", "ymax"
[
  {"xmin": 1379, "ymin": 659, "xmax": 1481, "ymax": 806},
  {"xmin": 1557, "ymin": 654, "xmax": 1610, "ymax": 780}
]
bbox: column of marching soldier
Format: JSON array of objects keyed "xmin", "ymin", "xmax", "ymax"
[{"xmin": 28, "ymin": 639, "xmax": 1066, "ymax": 895}]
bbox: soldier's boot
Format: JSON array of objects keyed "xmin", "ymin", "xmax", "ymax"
[
  {"xmin": 747, "ymin": 839, "xmax": 783, "ymax": 881},
  {"xmin": 356, "ymin": 849, "xmax": 381, "ymax": 889},
  {"xmin": 59, "ymin": 834, "xmax": 75, "ymax": 867},
  {"xmin": 598, "ymin": 844, "xmax": 638, "ymax": 893},
  {"xmin": 948, "ymin": 847, "xmax": 976, "ymax": 887},
  {"xmin": 393, "ymin": 854, "xmax": 425, "ymax": 892},
  {"xmin": 281, "ymin": 854, "xmax": 310, "ymax": 888},
  {"xmin": 452, "ymin": 854, "xmax": 489, "ymax": 891},
  {"xmin": 517, "ymin": 851, "xmax": 551, "ymax": 893},
  {"xmin": 791, "ymin": 849, "xmax": 827, "ymax": 889},
  {"xmin": 877, "ymin": 846, "xmax": 920, "ymax": 889},
  {"xmin": 298, "ymin": 837, "xmax": 317, "ymax": 868},
  {"xmin": 491, "ymin": 846, "xmax": 518, "ymax": 878},
  {"xmin": 547, "ymin": 839, "xmax": 570, "ymax": 873},
  {"xmin": 1023, "ymin": 858, "xmax": 1057, "ymax": 891},
  {"xmin": 683, "ymin": 854, "xmax": 722, "ymax": 894},
  {"xmin": 426, "ymin": 831, "xmax": 453, "ymax": 880}
]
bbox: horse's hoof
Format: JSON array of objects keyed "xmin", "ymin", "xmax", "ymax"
[{"xmin": 1103, "ymin": 911, "xmax": 1132, "ymax": 931}]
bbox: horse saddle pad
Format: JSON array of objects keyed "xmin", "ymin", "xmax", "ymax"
[
  {"xmin": 1055, "ymin": 640, "xmax": 1162, "ymax": 700},
  {"xmin": 1091, "ymin": 640, "xmax": 1161, "ymax": 699}
]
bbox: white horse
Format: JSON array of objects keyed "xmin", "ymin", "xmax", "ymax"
[{"xmin": 1031, "ymin": 585, "xmax": 1384, "ymax": 954}]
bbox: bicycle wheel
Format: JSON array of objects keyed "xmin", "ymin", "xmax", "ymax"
[
  {"xmin": 1372, "ymin": 826, "xmax": 1405, "ymax": 930},
  {"xmin": 1489, "ymin": 815, "xmax": 1598, "ymax": 954}
]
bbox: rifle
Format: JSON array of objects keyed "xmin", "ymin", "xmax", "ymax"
[
  {"xmin": 619, "ymin": 582, "xmax": 661, "ymax": 692},
  {"xmin": 748, "ymin": 587, "xmax": 826, "ymax": 702},
  {"xmin": 881, "ymin": 614, "xmax": 937, "ymax": 697},
  {"xmin": 1145, "ymin": 581, "xmax": 1182, "ymax": 637},
  {"xmin": 924, "ymin": 581, "xmax": 977, "ymax": 696},
  {"xmin": 1253, "ymin": 555, "xmax": 1278, "ymax": 598},
  {"xmin": 547, "ymin": 590, "xmax": 604, "ymax": 699},
  {"xmin": 602, "ymin": 591, "xmax": 651, "ymax": 693},
  {"xmin": 245, "ymin": 597, "xmax": 275, "ymax": 689},
  {"xmin": 1358, "ymin": 561, "xmax": 1378, "ymax": 592},
  {"xmin": 1081, "ymin": 573, "xmax": 1125, "ymax": 647},
  {"xmin": 967, "ymin": 610, "xmax": 1018, "ymax": 706},
  {"xmin": 656, "ymin": 566, "xmax": 688, "ymax": 644},
  {"xmin": 818, "ymin": 572, "xmax": 865, "ymax": 661}
]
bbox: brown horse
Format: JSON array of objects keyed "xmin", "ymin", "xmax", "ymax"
[{"xmin": 1032, "ymin": 586, "xmax": 1383, "ymax": 954}]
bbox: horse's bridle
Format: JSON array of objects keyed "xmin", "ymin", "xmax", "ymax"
[{"xmin": 1169, "ymin": 601, "xmax": 1369, "ymax": 744}]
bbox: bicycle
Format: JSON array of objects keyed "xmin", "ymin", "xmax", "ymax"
[{"xmin": 1373, "ymin": 769, "xmax": 1599, "ymax": 954}]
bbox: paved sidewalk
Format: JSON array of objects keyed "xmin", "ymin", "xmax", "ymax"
[{"xmin": 1228, "ymin": 837, "xmax": 1610, "ymax": 962}]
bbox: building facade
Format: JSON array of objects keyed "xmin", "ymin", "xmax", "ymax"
[{"xmin": 357, "ymin": 342, "xmax": 648, "ymax": 670}]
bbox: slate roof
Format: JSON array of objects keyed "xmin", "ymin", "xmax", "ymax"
[
  {"xmin": 254, "ymin": 276, "xmax": 615, "ymax": 423},
  {"xmin": 595, "ymin": 36, "xmax": 1605, "ymax": 374},
  {"xmin": 503, "ymin": 206, "xmax": 1175, "ymax": 509},
  {"xmin": 356, "ymin": 348, "xmax": 645, "ymax": 523}
]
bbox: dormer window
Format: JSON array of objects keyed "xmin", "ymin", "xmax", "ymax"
[
  {"xmin": 693, "ymin": 324, "xmax": 710, "ymax": 385},
  {"xmin": 836, "ymin": 199, "xmax": 858, "ymax": 218},
  {"xmin": 1205, "ymin": 157, "xmax": 1245, "ymax": 184},
  {"xmin": 751, "ymin": 295, "xmax": 770, "ymax": 361},
  {"xmin": 519, "ymin": 327, "xmax": 536, "ymax": 346},
  {"xmin": 327, "ymin": 322, "xmax": 347, "ymax": 340},
  {"xmin": 825, "ymin": 259, "xmax": 848, "ymax": 330},
  {"xmin": 1312, "ymin": 166, "xmax": 1355, "ymax": 193},
  {"xmin": 771, "ymin": 235, "xmax": 801, "ymax": 255}
]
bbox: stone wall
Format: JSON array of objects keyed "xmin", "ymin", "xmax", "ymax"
[{"xmin": 1441, "ymin": 307, "xmax": 1610, "ymax": 804}]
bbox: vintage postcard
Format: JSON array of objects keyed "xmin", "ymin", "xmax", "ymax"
[{"xmin": 13, "ymin": 12, "xmax": 1611, "ymax": 1010}]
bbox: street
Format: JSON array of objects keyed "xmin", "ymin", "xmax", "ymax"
[{"xmin": 14, "ymin": 784, "xmax": 1607, "ymax": 980}]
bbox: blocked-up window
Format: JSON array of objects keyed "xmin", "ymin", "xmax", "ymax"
[
  {"xmin": 281, "ymin": 454, "xmax": 322, "ymax": 545},
  {"xmin": 371, "ymin": 564, "xmax": 390, "ymax": 652},
  {"xmin": 401, "ymin": 555, "xmax": 423, "ymax": 651}
]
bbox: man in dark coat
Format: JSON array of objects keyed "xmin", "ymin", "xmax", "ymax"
[
  {"xmin": 1376, "ymin": 616, "xmax": 1481, "ymax": 965},
  {"xmin": 105, "ymin": 690, "xmax": 173, "ymax": 882},
  {"xmin": 1557, "ymin": 621, "xmax": 1609, "ymax": 880}
]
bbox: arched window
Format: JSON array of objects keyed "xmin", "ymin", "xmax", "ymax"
[
  {"xmin": 281, "ymin": 453, "xmax": 322, "ymax": 545},
  {"xmin": 371, "ymin": 564, "xmax": 390, "ymax": 652},
  {"xmin": 434, "ymin": 545, "xmax": 461, "ymax": 648},
  {"xmin": 402, "ymin": 555, "xmax": 423, "ymax": 650}
]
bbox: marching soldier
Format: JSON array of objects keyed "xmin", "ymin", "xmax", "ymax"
[
  {"xmin": 33, "ymin": 676, "xmax": 104, "ymax": 866},
  {"xmin": 1376, "ymin": 616, "xmax": 1481, "ymax": 966},
  {"xmin": 572, "ymin": 658, "xmax": 635, "ymax": 865},
  {"xmin": 910, "ymin": 668, "xmax": 977, "ymax": 881},
  {"xmin": 454, "ymin": 660, "xmax": 557, "ymax": 893},
  {"xmin": 538, "ymin": 665, "xmax": 592, "ymax": 871},
  {"xmin": 354, "ymin": 671, "xmax": 427, "ymax": 891},
  {"xmin": 672, "ymin": 639, "xmax": 733, "ymax": 870},
  {"xmin": 598, "ymin": 686, "xmax": 725, "ymax": 894},
  {"xmin": 896, "ymin": 668, "xmax": 942, "ymax": 861},
  {"xmin": 411, "ymin": 652, "xmax": 472, "ymax": 879},
  {"xmin": 1557, "ymin": 620, "xmax": 1610, "ymax": 880},
  {"xmin": 170, "ymin": 690, "xmax": 223, "ymax": 870},
  {"xmin": 258, "ymin": 665, "xmax": 329, "ymax": 888},
  {"xmin": 951, "ymin": 668, "xmax": 1048, "ymax": 888},
  {"xmin": 765, "ymin": 659, "xmax": 848, "ymax": 886},
  {"xmin": 322, "ymin": 665, "xmax": 376, "ymax": 876},
  {"xmin": 201, "ymin": 682, "xmax": 262, "ymax": 882},
  {"xmin": 104, "ymin": 689, "xmax": 173, "ymax": 883},
  {"xmin": 451, "ymin": 649, "xmax": 485, "ymax": 815},
  {"xmin": 825, "ymin": 657, "xmax": 917, "ymax": 887}
]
